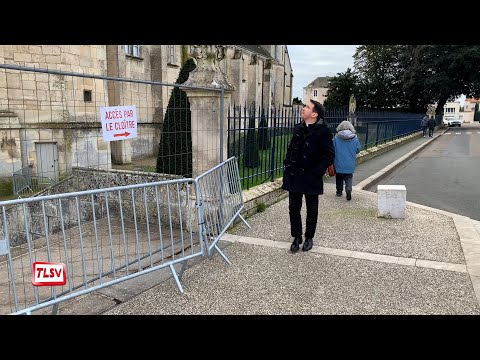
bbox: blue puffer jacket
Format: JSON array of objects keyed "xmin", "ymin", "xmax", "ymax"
[{"xmin": 333, "ymin": 130, "xmax": 361, "ymax": 174}]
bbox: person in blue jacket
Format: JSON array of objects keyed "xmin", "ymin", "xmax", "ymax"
[
  {"xmin": 421, "ymin": 116, "xmax": 429, "ymax": 138},
  {"xmin": 333, "ymin": 120, "xmax": 361, "ymax": 201}
]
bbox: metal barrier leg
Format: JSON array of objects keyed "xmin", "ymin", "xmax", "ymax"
[
  {"xmin": 178, "ymin": 260, "xmax": 188, "ymax": 280},
  {"xmin": 51, "ymin": 303, "xmax": 59, "ymax": 315},
  {"xmin": 237, "ymin": 214, "xmax": 251, "ymax": 229},
  {"xmin": 213, "ymin": 244, "xmax": 231, "ymax": 265},
  {"xmin": 169, "ymin": 264, "xmax": 184, "ymax": 294}
]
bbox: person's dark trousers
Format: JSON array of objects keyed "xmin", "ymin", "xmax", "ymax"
[
  {"xmin": 288, "ymin": 191, "xmax": 319, "ymax": 239},
  {"xmin": 336, "ymin": 173, "xmax": 353, "ymax": 194},
  {"xmin": 422, "ymin": 126, "xmax": 427, "ymax": 137},
  {"xmin": 429, "ymin": 127, "xmax": 434, "ymax": 137}
]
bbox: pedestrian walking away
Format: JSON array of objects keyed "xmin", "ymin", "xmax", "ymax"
[
  {"xmin": 282, "ymin": 99, "xmax": 335, "ymax": 253},
  {"xmin": 421, "ymin": 115, "xmax": 429, "ymax": 138},
  {"xmin": 333, "ymin": 120, "xmax": 361, "ymax": 201},
  {"xmin": 428, "ymin": 116, "xmax": 436, "ymax": 137}
]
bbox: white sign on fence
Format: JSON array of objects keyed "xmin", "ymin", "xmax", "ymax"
[{"xmin": 100, "ymin": 105, "xmax": 137, "ymax": 142}]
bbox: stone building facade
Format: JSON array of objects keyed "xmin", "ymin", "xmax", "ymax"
[
  {"xmin": 303, "ymin": 76, "xmax": 331, "ymax": 105},
  {"xmin": 461, "ymin": 98, "xmax": 480, "ymax": 123},
  {"xmin": 0, "ymin": 45, "xmax": 293, "ymax": 181}
]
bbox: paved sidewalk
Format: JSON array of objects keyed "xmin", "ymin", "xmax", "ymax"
[{"xmin": 105, "ymin": 126, "xmax": 480, "ymax": 314}]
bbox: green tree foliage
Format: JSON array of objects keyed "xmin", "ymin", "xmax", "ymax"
[
  {"xmin": 344, "ymin": 45, "xmax": 480, "ymax": 114},
  {"xmin": 399, "ymin": 45, "xmax": 480, "ymax": 114},
  {"xmin": 243, "ymin": 113, "xmax": 259, "ymax": 168},
  {"xmin": 353, "ymin": 45, "xmax": 405, "ymax": 109},
  {"xmin": 323, "ymin": 68, "xmax": 358, "ymax": 108},
  {"xmin": 156, "ymin": 58, "xmax": 196, "ymax": 177},
  {"xmin": 257, "ymin": 109, "xmax": 270, "ymax": 150}
]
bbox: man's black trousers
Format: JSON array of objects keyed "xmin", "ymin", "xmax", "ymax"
[{"xmin": 288, "ymin": 191, "xmax": 319, "ymax": 239}]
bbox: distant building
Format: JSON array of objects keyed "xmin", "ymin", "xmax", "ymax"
[
  {"xmin": 439, "ymin": 101, "xmax": 464, "ymax": 126},
  {"xmin": 443, "ymin": 101, "xmax": 461, "ymax": 115},
  {"xmin": 461, "ymin": 98, "xmax": 480, "ymax": 123},
  {"xmin": 303, "ymin": 76, "xmax": 331, "ymax": 105}
]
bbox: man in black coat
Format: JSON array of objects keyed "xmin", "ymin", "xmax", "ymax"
[
  {"xmin": 427, "ymin": 116, "xmax": 436, "ymax": 137},
  {"xmin": 282, "ymin": 99, "xmax": 335, "ymax": 253}
]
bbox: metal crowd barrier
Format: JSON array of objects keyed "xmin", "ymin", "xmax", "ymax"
[
  {"xmin": 12, "ymin": 165, "xmax": 55, "ymax": 198},
  {"xmin": 0, "ymin": 157, "xmax": 249, "ymax": 315},
  {"xmin": 194, "ymin": 157, "xmax": 251, "ymax": 263}
]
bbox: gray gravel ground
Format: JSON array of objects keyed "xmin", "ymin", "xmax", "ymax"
[
  {"xmin": 105, "ymin": 182, "xmax": 480, "ymax": 315},
  {"xmin": 103, "ymin": 130, "xmax": 480, "ymax": 316},
  {"xmin": 230, "ymin": 183, "xmax": 464, "ymax": 264},
  {"xmin": 106, "ymin": 241, "xmax": 480, "ymax": 315}
]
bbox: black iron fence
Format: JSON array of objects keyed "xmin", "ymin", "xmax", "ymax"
[{"xmin": 227, "ymin": 104, "xmax": 437, "ymax": 190}]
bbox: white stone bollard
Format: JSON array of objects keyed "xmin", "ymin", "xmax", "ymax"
[{"xmin": 377, "ymin": 185, "xmax": 406, "ymax": 219}]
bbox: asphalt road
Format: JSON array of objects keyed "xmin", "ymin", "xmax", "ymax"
[{"xmin": 366, "ymin": 122, "xmax": 480, "ymax": 221}]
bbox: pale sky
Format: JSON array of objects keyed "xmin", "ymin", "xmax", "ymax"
[
  {"xmin": 288, "ymin": 45, "xmax": 358, "ymax": 100},
  {"xmin": 287, "ymin": 45, "xmax": 465, "ymax": 105}
]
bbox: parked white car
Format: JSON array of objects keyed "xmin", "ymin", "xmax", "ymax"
[{"xmin": 443, "ymin": 115, "xmax": 464, "ymax": 127}]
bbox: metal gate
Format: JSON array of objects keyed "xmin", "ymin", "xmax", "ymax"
[{"xmin": 0, "ymin": 157, "xmax": 248, "ymax": 315}]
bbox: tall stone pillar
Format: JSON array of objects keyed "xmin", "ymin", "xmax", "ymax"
[
  {"xmin": 181, "ymin": 45, "xmax": 235, "ymax": 177},
  {"xmin": 247, "ymin": 55, "xmax": 259, "ymax": 107},
  {"xmin": 111, "ymin": 141, "xmax": 132, "ymax": 164},
  {"xmin": 106, "ymin": 45, "xmax": 131, "ymax": 164},
  {"xmin": 262, "ymin": 59, "xmax": 273, "ymax": 109},
  {"xmin": 229, "ymin": 49, "xmax": 243, "ymax": 107}
]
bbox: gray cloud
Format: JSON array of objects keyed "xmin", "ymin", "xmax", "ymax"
[{"xmin": 288, "ymin": 45, "xmax": 358, "ymax": 100}]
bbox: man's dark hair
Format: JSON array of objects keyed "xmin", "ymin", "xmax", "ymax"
[{"xmin": 310, "ymin": 99, "xmax": 325, "ymax": 120}]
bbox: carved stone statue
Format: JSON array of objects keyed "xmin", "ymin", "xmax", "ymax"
[
  {"xmin": 348, "ymin": 95, "xmax": 357, "ymax": 126},
  {"xmin": 182, "ymin": 45, "xmax": 235, "ymax": 90},
  {"xmin": 349, "ymin": 95, "xmax": 356, "ymax": 114}
]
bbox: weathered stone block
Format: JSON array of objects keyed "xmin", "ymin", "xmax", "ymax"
[{"xmin": 377, "ymin": 184, "xmax": 406, "ymax": 219}]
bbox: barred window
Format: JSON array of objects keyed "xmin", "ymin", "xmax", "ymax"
[
  {"xmin": 313, "ymin": 90, "xmax": 318, "ymax": 97},
  {"xmin": 83, "ymin": 90, "xmax": 92, "ymax": 102},
  {"xmin": 125, "ymin": 45, "xmax": 140, "ymax": 57}
]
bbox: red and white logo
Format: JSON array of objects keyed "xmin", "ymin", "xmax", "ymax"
[{"xmin": 32, "ymin": 262, "xmax": 67, "ymax": 286}]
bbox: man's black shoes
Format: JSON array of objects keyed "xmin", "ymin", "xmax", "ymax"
[
  {"xmin": 290, "ymin": 237, "xmax": 303, "ymax": 253},
  {"xmin": 302, "ymin": 238, "xmax": 313, "ymax": 252},
  {"xmin": 291, "ymin": 237, "xmax": 313, "ymax": 252}
]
